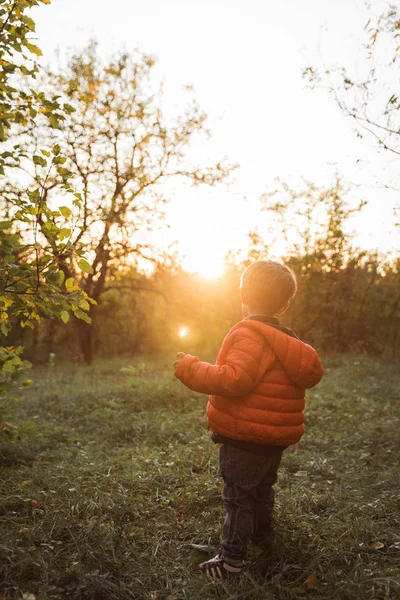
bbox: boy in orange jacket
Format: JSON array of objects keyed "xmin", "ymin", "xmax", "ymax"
[{"xmin": 174, "ymin": 260, "xmax": 323, "ymax": 579}]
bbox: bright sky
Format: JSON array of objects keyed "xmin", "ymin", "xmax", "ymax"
[{"xmin": 32, "ymin": 0, "xmax": 399, "ymax": 277}]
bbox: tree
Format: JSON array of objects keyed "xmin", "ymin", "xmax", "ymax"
[
  {"xmin": 304, "ymin": 3, "xmax": 400, "ymax": 159},
  {"xmin": 0, "ymin": 1, "xmax": 91, "ymax": 440},
  {"xmin": 301, "ymin": 3, "xmax": 400, "ymax": 351},
  {"xmin": 5, "ymin": 42, "xmax": 234, "ymax": 363}
]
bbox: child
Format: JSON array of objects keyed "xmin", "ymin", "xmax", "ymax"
[{"xmin": 174, "ymin": 260, "xmax": 323, "ymax": 579}]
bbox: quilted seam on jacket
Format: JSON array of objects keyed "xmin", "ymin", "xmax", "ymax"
[{"xmin": 175, "ymin": 319, "xmax": 324, "ymax": 447}]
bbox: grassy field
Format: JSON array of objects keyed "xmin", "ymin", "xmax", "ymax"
[{"xmin": 1, "ymin": 354, "xmax": 399, "ymax": 600}]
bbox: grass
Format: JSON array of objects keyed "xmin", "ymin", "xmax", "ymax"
[{"xmin": 1, "ymin": 354, "xmax": 400, "ymax": 600}]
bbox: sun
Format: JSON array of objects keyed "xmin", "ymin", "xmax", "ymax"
[
  {"xmin": 180, "ymin": 252, "xmax": 225, "ymax": 279},
  {"xmin": 178, "ymin": 326, "xmax": 189, "ymax": 338},
  {"xmin": 196, "ymin": 260, "xmax": 225, "ymax": 280}
]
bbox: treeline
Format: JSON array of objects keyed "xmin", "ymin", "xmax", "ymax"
[
  {"xmin": 2, "ymin": 11, "xmax": 400, "ymax": 368},
  {"xmin": 4, "ymin": 175, "xmax": 400, "ymax": 362},
  {"xmin": 7, "ymin": 245, "xmax": 400, "ymax": 363}
]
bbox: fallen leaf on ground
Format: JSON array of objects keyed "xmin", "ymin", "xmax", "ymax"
[
  {"xmin": 306, "ymin": 574, "xmax": 317, "ymax": 589},
  {"xmin": 373, "ymin": 541, "xmax": 385, "ymax": 549}
]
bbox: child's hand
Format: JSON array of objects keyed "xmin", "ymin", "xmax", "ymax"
[{"xmin": 173, "ymin": 352, "xmax": 186, "ymax": 370}]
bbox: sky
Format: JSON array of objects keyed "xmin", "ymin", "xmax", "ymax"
[{"xmin": 31, "ymin": 0, "xmax": 399, "ymax": 276}]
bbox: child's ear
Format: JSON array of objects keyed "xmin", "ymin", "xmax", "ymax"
[{"xmin": 276, "ymin": 301, "xmax": 290, "ymax": 315}]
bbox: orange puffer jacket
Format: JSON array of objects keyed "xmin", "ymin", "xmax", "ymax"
[{"xmin": 174, "ymin": 319, "xmax": 323, "ymax": 447}]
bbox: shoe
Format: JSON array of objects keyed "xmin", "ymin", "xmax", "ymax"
[{"xmin": 192, "ymin": 547, "xmax": 244, "ymax": 580}]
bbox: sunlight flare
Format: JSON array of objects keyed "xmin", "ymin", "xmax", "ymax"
[{"xmin": 197, "ymin": 260, "xmax": 225, "ymax": 280}]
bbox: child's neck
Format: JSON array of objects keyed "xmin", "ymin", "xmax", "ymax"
[{"xmin": 247, "ymin": 307, "xmax": 277, "ymax": 319}]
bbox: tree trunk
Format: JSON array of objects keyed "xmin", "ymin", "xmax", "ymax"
[
  {"xmin": 31, "ymin": 323, "xmax": 38, "ymax": 357},
  {"xmin": 75, "ymin": 316, "xmax": 93, "ymax": 365},
  {"xmin": 46, "ymin": 320, "xmax": 57, "ymax": 357}
]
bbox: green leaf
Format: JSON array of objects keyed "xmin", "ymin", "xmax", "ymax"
[
  {"xmin": 57, "ymin": 167, "xmax": 73, "ymax": 178},
  {"xmin": 22, "ymin": 15, "xmax": 36, "ymax": 31},
  {"xmin": 38, "ymin": 255, "xmax": 52, "ymax": 266},
  {"xmin": 78, "ymin": 259, "xmax": 94, "ymax": 274},
  {"xmin": 2, "ymin": 358, "xmax": 19, "ymax": 374},
  {"xmin": 49, "ymin": 114, "xmax": 59, "ymax": 128},
  {"xmin": 59, "ymin": 205, "xmax": 72, "ymax": 218},
  {"xmin": 33, "ymin": 155, "xmax": 47, "ymax": 167},
  {"xmin": 63, "ymin": 103, "xmax": 75, "ymax": 114},
  {"xmin": 80, "ymin": 299, "xmax": 90, "ymax": 311},
  {"xmin": 56, "ymin": 270, "xmax": 65, "ymax": 285},
  {"xmin": 59, "ymin": 227, "xmax": 71, "ymax": 241},
  {"xmin": 74, "ymin": 309, "xmax": 91, "ymax": 324},
  {"xmin": 1, "ymin": 323, "xmax": 10, "ymax": 336},
  {"xmin": 0, "ymin": 221, "xmax": 12, "ymax": 230},
  {"xmin": 53, "ymin": 156, "xmax": 67, "ymax": 165},
  {"xmin": 25, "ymin": 42, "xmax": 43, "ymax": 57},
  {"xmin": 60, "ymin": 311, "xmax": 70, "ymax": 324}
]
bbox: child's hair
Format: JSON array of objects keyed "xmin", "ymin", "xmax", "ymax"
[{"xmin": 240, "ymin": 260, "xmax": 297, "ymax": 315}]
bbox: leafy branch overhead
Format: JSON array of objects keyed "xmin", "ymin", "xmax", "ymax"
[
  {"xmin": 0, "ymin": 0, "xmax": 75, "ymax": 167},
  {"xmin": 0, "ymin": 0, "xmax": 93, "ymax": 435}
]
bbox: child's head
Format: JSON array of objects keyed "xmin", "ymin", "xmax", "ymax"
[{"xmin": 240, "ymin": 260, "xmax": 297, "ymax": 317}]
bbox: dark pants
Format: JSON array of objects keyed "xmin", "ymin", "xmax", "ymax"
[{"xmin": 219, "ymin": 444, "xmax": 283, "ymax": 562}]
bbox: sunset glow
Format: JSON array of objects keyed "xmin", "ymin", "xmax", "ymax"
[
  {"xmin": 197, "ymin": 261, "xmax": 225, "ymax": 279},
  {"xmin": 5, "ymin": 1, "xmax": 398, "ymax": 590},
  {"xmin": 33, "ymin": 0, "xmax": 400, "ymax": 263}
]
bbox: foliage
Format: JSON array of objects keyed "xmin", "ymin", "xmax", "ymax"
[
  {"xmin": 250, "ymin": 177, "xmax": 400, "ymax": 354},
  {"xmin": 0, "ymin": 1, "xmax": 92, "ymax": 440},
  {"xmin": 0, "ymin": 355, "xmax": 399, "ymax": 598},
  {"xmin": 0, "ymin": 0, "xmax": 70, "ymax": 162},
  {"xmin": 0, "ymin": 144, "xmax": 94, "ymax": 336},
  {"xmin": 18, "ymin": 214, "xmax": 400, "ymax": 362},
  {"xmin": 3, "ymin": 10, "xmax": 400, "ymax": 368},
  {"xmin": 4, "ymin": 41, "xmax": 235, "ymax": 363},
  {"xmin": 303, "ymin": 2, "xmax": 400, "ymax": 160},
  {"xmin": 60, "ymin": 177, "xmax": 399, "ymax": 360},
  {"xmin": 0, "ymin": 345, "xmax": 31, "ymax": 441}
]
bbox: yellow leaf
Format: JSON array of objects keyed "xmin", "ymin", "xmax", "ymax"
[
  {"xmin": 373, "ymin": 541, "xmax": 385, "ymax": 549},
  {"xmin": 60, "ymin": 311, "xmax": 70, "ymax": 324},
  {"xmin": 65, "ymin": 277, "xmax": 75, "ymax": 292},
  {"xmin": 59, "ymin": 205, "xmax": 72, "ymax": 218},
  {"xmin": 21, "ymin": 479, "xmax": 33, "ymax": 487},
  {"xmin": 306, "ymin": 574, "xmax": 317, "ymax": 589}
]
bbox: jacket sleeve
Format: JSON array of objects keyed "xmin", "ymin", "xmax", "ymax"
[
  {"xmin": 300, "ymin": 345, "xmax": 324, "ymax": 389},
  {"xmin": 174, "ymin": 329, "xmax": 275, "ymax": 397}
]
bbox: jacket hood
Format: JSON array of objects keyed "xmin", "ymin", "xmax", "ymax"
[{"xmin": 236, "ymin": 320, "xmax": 324, "ymax": 389}]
